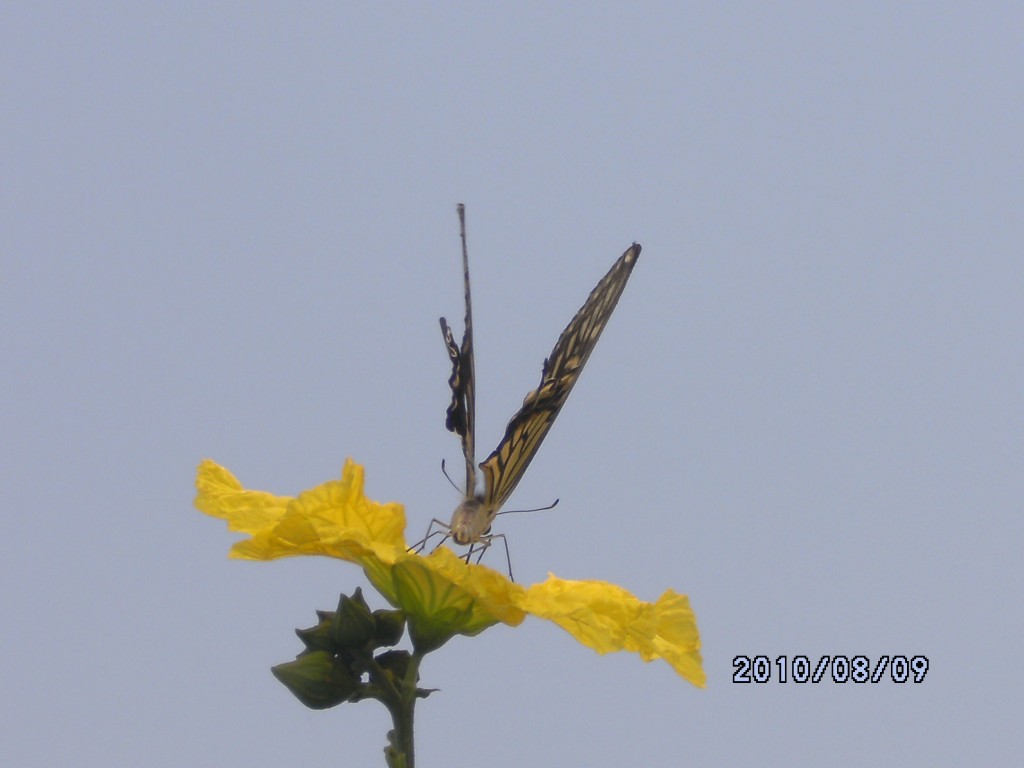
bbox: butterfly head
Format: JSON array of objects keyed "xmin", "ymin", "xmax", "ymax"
[{"xmin": 449, "ymin": 495, "xmax": 496, "ymax": 546}]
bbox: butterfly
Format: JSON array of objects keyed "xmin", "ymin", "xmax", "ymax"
[{"xmin": 425, "ymin": 205, "xmax": 641, "ymax": 563}]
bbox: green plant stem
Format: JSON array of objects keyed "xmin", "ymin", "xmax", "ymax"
[{"xmin": 373, "ymin": 652, "xmax": 423, "ymax": 768}]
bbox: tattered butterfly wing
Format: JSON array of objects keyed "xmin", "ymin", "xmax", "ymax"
[
  {"xmin": 440, "ymin": 317, "xmax": 476, "ymax": 493},
  {"xmin": 479, "ymin": 242, "xmax": 641, "ymax": 511},
  {"xmin": 440, "ymin": 204, "xmax": 477, "ymax": 494}
]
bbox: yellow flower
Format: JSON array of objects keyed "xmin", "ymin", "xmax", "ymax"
[
  {"xmin": 194, "ymin": 459, "xmax": 704, "ymax": 686},
  {"xmin": 195, "ymin": 459, "xmax": 522, "ymax": 649}
]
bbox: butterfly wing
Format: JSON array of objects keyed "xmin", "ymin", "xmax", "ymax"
[
  {"xmin": 479, "ymin": 242, "xmax": 641, "ymax": 511},
  {"xmin": 440, "ymin": 205, "xmax": 477, "ymax": 494}
]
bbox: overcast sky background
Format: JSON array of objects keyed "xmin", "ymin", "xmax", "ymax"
[{"xmin": 3, "ymin": 3, "xmax": 1021, "ymax": 765}]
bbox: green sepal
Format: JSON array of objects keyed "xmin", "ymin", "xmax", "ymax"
[{"xmin": 405, "ymin": 602, "xmax": 474, "ymax": 654}]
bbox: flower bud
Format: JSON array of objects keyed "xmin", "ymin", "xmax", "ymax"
[
  {"xmin": 372, "ymin": 609, "xmax": 406, "ymax": 647},
  {"xmin": 271, "ymin": 651, "xmax": 357, "ymax": 710},
  {"xmin": 331, "ymin": 588, "xmax": 376, "ymax": 649}
]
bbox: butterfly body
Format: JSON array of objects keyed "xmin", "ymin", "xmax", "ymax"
[
  {"xmin": 439, "ymin": 204, "xmax": 640, "ymax": 552},
  {"xmin": 448, "ymin": 495, "xmax": 494, "ymax": 546}
]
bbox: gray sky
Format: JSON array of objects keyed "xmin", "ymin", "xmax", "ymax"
[{"xmin": 3, "ymin": 3, "xmax": 1021, "ymax": 765}]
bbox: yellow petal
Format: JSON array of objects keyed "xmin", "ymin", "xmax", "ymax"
[
  {"xmin": 194, "ymin": 459, "xmax": 291, "ymax": 533},
  {"xmin": 521, "ymin": 575, "xmax": 705, "ymax": 687},
  {"xmin": 194, "ymin": 458, "xmax": 407, "ymax": 564},
  {"xmin": 628, "ymin": 590, "xmax": 705, "ymax": 687}
]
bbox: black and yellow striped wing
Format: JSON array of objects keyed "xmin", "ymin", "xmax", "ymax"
[{"xmin": 479, "ymin": 242, "xmax": 641, "ymax": 511}]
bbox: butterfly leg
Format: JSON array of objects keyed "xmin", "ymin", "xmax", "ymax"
[
  {"xmin": 494, "ymin": 533, "xmax": 514, "ymax": 582},
  {"xmin": 466, "ymin": 533, "xmax": 514, "ymax": 581},
  {"xmin": 410, "ymin": 522, "xmax": 515, "ymax": 582},
  {"xmin": 409, "ymin": 518, "xmax": 453, "ymax": 554},
  {"xmin": 466, "ymin": 537, "xmax": 490, "ymax": 565}
]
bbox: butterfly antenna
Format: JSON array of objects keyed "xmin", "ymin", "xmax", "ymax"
[
  {"xmin": 440, "ymin": 458, "xmax": 461, "ymax": 493},
  {"xmin": 495, "ymin": 498, "xmax": 560, "ymax": 516}
]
